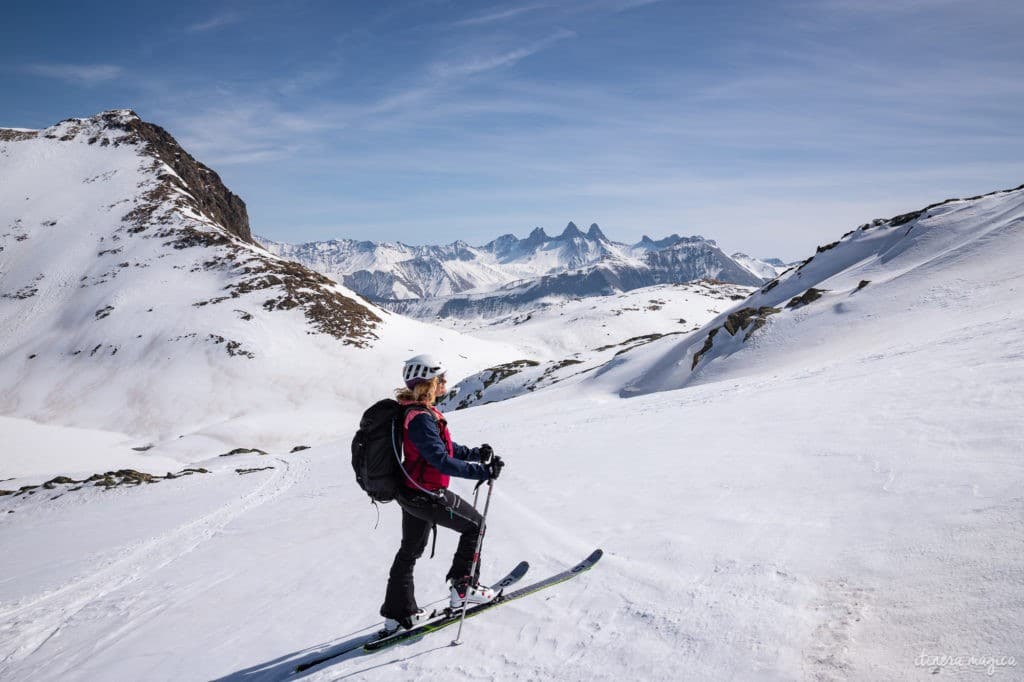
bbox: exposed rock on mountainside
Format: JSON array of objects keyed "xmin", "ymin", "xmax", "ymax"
[
  {"xmin": 786, "ymin": 288, "xmax": 825, "ymax": 309},
  {"xmin": 0, "ymin": 468, "xmax": 211, "ymax": 499},
  {"xmin": 98, "ymin": 110, "xmax": 252, "ymax": 243}
]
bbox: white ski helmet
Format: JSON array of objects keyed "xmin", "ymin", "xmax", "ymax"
[{"xmin": 403, "ymin": 354, "xmax": 446, "ymax": 388}]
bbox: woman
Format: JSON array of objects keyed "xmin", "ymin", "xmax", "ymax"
[{"xmin": 380, "ymin": 354, "xmax": 505, "ymax": 634}]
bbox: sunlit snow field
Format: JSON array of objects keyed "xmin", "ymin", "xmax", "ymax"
[{"xmin": 1, "ymin": 118, "xmax": 1022, "ymax": 680}]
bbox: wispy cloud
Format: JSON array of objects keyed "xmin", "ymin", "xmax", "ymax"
[
  {"xmin": 451, "ymin": 4, "xmax": 548, "ymax": 28},
  {"xmin": 803, "ymin": 0, "xmax": 963, "ymax": 13},
  {"xmin": 608, "ymin": 0, "xmax": 670, "ymax": 11},
  {"xmin": 187, "ymin": 13, "xmax": 241, "ymax": 33},
  {"xmin": 26, "ymin": 63, "xmax": 123, "ymax": 85},
  {"xmin": 159, "ymin": 94, "xmax": 342, "ymax": 166},
  {"xmin": 429, "ymin": 29, "xmax": 575, "ymax": 79}
]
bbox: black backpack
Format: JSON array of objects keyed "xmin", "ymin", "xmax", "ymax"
[{"xmin": 351, "ymin": 399, "xmax": 414, "ymax": 502}]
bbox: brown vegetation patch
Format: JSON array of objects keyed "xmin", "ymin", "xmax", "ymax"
[{"xmin": 0, "ymin": 129, "xmax": 39, "ymax": 141}]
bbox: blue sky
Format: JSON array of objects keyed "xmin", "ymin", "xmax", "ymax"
[{"xmin": 3, "ymin": 0, "xmax": 1023, "ymax": 260}]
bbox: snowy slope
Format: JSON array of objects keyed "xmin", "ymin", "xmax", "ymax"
[
  {"xmin": 435, "ymin": 280, "xmax": 755, "ymax": 409},
  {"xmin": 618, "ymin": 183, "xmax": 1024, "ymax": 396},
  {"xmin": 731, "ymin": 252, "xmax": 789, "ymax": 280},
  {"xmin": 0, "ymin": 112, "xmax": 519, "ymax": 472},
  {"xmin": 1, "ymin": 123, "xmax": 1021, "ymax": 682},
  {"xmin": 2, "ymin": 283, "xmax": 1020, "ymax": 680}
]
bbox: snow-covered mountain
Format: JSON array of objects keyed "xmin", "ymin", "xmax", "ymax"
[
  {"xmin": 0, "ymin": 111, "xmax": 517, "ymax": 463},
  {"xmin": 1, "ymin": 120, "xmax": 1021, "ymax": 682},
  {"xmin": 730, "ymin": 252, "xmax": 790, "ymax": 280},
  {"xmin": 258, "ymin": 224, "xmax": 767, "ymax": 307}
]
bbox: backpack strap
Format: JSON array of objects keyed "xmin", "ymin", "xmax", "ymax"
[
  {"xmin": 402, "ymin": 404, "xmax": 435, "ymax": 429},
  {"xmin": 396, "ymin": 404, "xmax": 444, "ymax": 500},
  {"xmin": 404, "ymin": 405, "xmax": 441, "ymax": 484}
]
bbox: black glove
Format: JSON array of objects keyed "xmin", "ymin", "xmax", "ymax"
[
  {"xmin": 479, "ymin": 443, "xmax": 494, "ymax": 463},
  {"xmin": 487, "ymin": 455, "xmax": 504, "ymax": 480}
]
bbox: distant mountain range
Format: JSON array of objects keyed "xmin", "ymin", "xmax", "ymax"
[{"xmin": 258, "ymin": 225, "xmax": 785, "ymax": 317}]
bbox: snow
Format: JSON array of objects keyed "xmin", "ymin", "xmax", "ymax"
[
  {"xmin": 437, "ymin": 280, "xmax": 754, "ymax": 360},
  {"xmin": 621, "ymin": 184, "xmax": 1024, "ymax": 396},
  {"xmin": 731, "ymin": 252, "xmax": 786, "ymax": 280},
  {"xmin": 1, "ymin": 116, "xmax": 1022, "ymax": 680},
  {"xmin": 3, "ymin": 313, "xmax": 1020, "ymax": 678},
  {"xmin": 434, "ymin": 280, "xmax": 755, "ymax": 409},
  {"xmin": 0, "ymin": 415, "xmax": 181, "ymax": 480},
  {"xmin": 0, "ymin": 119, "xmax": 519, "ymax": 471}
]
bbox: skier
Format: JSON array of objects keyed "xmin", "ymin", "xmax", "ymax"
[{"xmin": 380, "ymin": 354, "xmax": 505, "ymax": 634}]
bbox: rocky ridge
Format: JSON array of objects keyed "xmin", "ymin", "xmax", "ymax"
[{"xmin": 1, "ymin": 110, "xmax": 380, "ymax": 348}]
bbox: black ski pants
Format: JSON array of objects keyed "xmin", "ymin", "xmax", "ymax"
[{"xmin": 380, "ymin": 487, "xmax": 484, "ymax": 619}]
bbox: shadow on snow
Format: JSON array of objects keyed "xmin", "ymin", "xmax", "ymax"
[{"xmin": 209, "ymin": 624, "xmax": 452, "ymax": 681}]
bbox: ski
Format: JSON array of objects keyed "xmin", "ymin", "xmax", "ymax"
[
  {"xmin": 363, "ymin": 548, "xmax": 602, "ymax": 652},
  {"xmin": 294, "ymin": 560, "xmax": 529, "ymax": 673}
]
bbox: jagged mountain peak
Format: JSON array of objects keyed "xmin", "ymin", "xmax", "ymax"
[
  {"xmin": 635, "ymin": 233, "xmax": 686, "ymax": 249},
  {"xmin": 560, "ymin": 221, "xmax": 583, "ymax": 239},
  {"xmin": 18, "ymin": 109, "xmax": 254, "ymax": 245},
  {"xmin": 258, "ymin": 225, "xmax": 768, "ymax": 307}
]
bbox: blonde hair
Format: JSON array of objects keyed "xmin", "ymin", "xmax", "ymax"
[{"xmin": 395, "ymin": 376, "xmax": 439, "ymax": 404}]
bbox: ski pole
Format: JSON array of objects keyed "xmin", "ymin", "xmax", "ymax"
[{"xmin": 451, "ymin": 478, "xmax": 494, "ymax": 646}]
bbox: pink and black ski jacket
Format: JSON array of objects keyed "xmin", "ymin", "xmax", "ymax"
[{"xmin": 399, "ymin": 401, "xmax": 489, "ymax": 491}]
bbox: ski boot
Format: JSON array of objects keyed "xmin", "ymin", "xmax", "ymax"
[
  {"xmin": 449, "ymin": 576, "xmax": 497, "ymax": 609},
  {"xmin": 382, "ymin": 608, "xmax": 432, "ymax": 635}
]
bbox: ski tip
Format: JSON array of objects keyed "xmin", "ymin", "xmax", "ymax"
[{"xmin": 571, "ymin": 549, "xmax": 603, "ymax": 572}]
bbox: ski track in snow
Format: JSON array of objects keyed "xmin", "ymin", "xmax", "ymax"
[{"xmin": 0, "ymin": 455, "xmax": 306, "ymax": 675}]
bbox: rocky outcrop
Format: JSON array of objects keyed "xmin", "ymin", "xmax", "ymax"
[
  {"xmin": 2, "ymin": 468, "xmax": 211, "ymax": 498},
  {"xmin": 786, "ymin": 288, "xmax": 825, "ymax": 309},
  {"xmin": 724, "ymin": 306, "xmax": 781, "ymax": 339},
  {"xmin": 691, "ymin": 305, "xmax": 781, "ymax": 370},
  {"xmin": 53, "ymin": 110, "xmax": 252, "ymax": 243}
]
